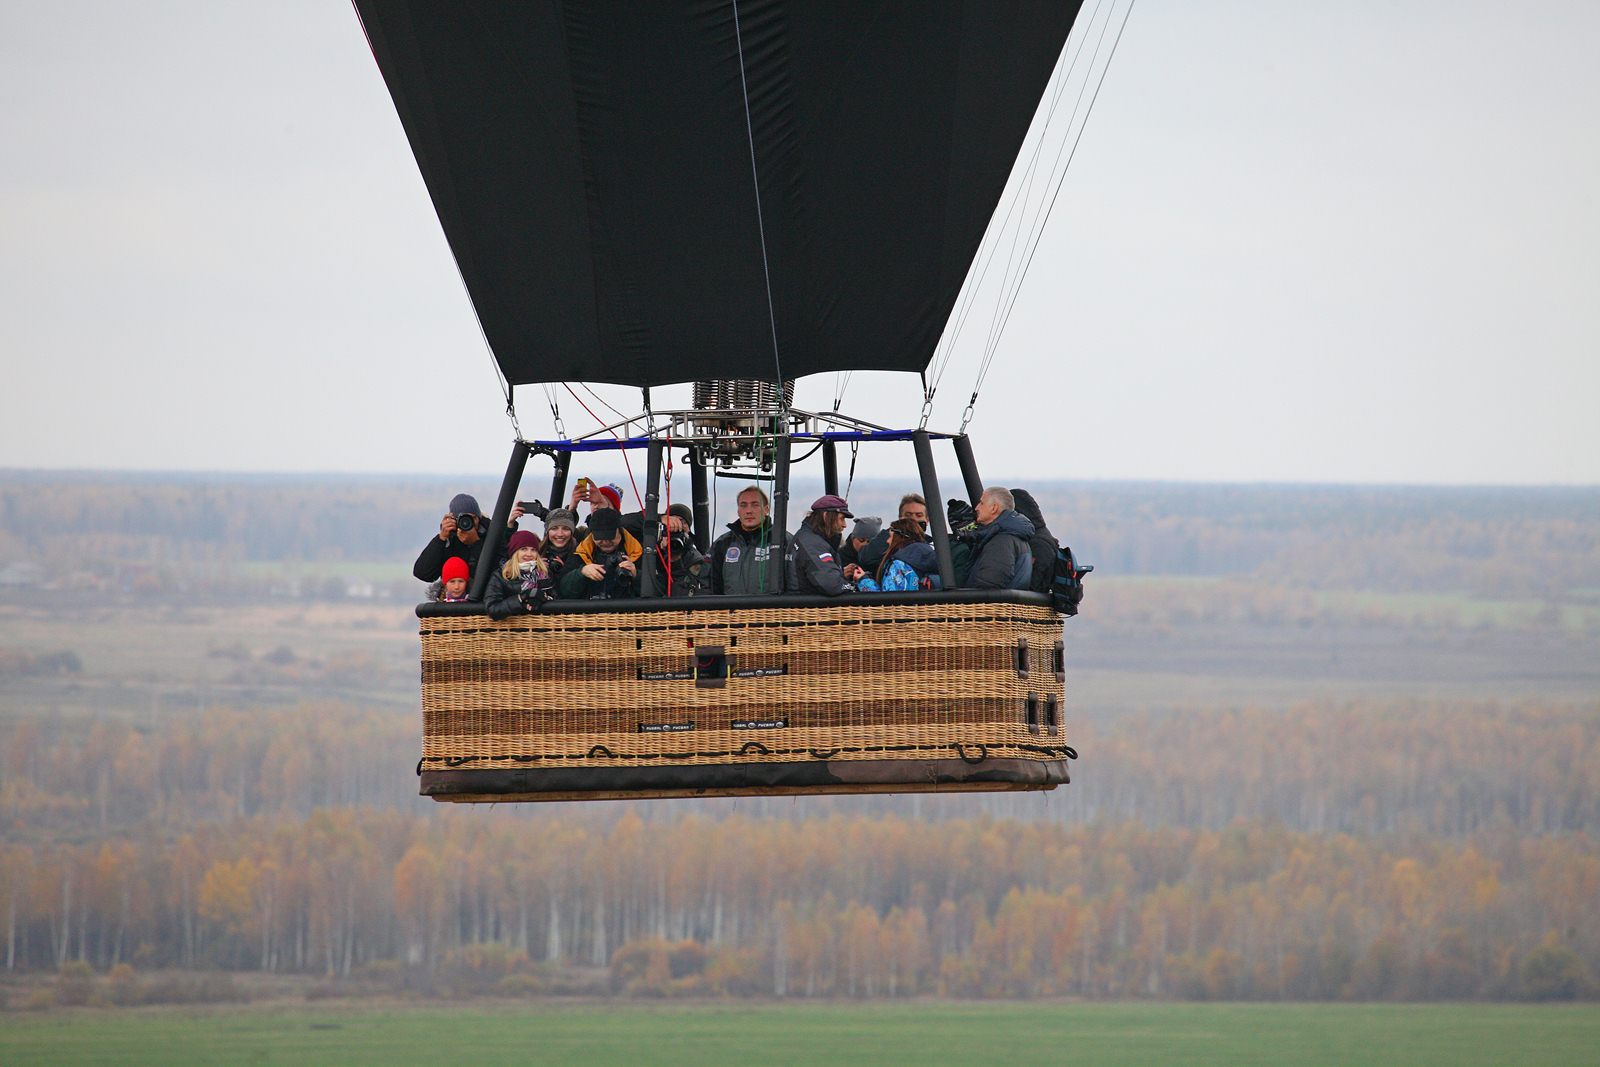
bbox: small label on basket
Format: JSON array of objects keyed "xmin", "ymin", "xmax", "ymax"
[
  {"xmin": 732, "ymin": 665, "xmax": 788, "ymax": 678},
  {"xmin": 638, "ymin": 669, "xmax": 695, "ymax": 681},
  {"xmin": 638, "ymin": 721, "xmax": 696, "ymax": 733},
  {"xmin": 731, "ymin": 718, "xmax": 788, "ymax": 730}
]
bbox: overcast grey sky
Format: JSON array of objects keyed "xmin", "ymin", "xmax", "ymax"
[{"xmin": 2, "ymin": 1, "xmax": 1596, "ymax": 485}]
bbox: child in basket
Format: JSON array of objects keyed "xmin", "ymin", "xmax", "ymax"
[{"xmin": 439, "ymin": 556, "xmax": 472, "ymax": 602}]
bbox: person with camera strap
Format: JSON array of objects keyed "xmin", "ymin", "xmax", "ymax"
[{"xmin": 412, "ymin": 492, "xmax": 525, "ymax": 588}]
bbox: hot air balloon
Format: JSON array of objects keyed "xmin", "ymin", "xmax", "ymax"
[{"xmin": 353, "ymin": 1, "xmax": 1102, "ymax": 802}]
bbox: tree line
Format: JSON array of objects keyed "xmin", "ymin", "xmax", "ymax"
[
  {"xmin": 2, "ymin": 811, "xmax": 1595, "ymax": 1001},
  {"xmin": 4, "ymin": 475, "xmax": 1595, "ymax": 600},
  {"xmin": 6, "ymin": 699, "xmax": 1596, "ymax": 839}
]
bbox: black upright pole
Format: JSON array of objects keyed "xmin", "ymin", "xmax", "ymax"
[
  {"xmin": 821, "ymin": 439, "xmax": 839, "ymax": 496},
  {"xmin": 641, "ymin": 439, "xmax": 663, "ymax": 597},
  {"xmin": 549, "ymin": 451, "xmax": 571, "ymax": 515},
  {"xmin": 913, "ymin": 430, "xmax": 957, "ymax": 590},
  {"xmin": 689, "ymin": 446, "xmax": 711, "ymax": 554},
  {"xmin": 471, "ymin": 441, "xmax": 530, "ymax": 603},
  {"xmin": 953, "ymin": 433, "xmax": 985, "ymax": 509},
  {"xmin": 768, "ymin": 435, "xmax": 791, "ymax": 594}
]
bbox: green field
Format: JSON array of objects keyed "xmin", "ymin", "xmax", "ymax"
[{"xmin": 3, "ymin": 1001, "xmax": 1597, "ymax": 1067}]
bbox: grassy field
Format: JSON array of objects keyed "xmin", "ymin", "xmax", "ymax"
[{"xmin": 2, "ymin": 1000, "xmax": 1598, "ymax": 1067}]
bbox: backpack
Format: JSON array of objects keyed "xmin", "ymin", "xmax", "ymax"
[{"xmin": 1048, "ymin": 544, "xmax": 1092, "ymax": 616}]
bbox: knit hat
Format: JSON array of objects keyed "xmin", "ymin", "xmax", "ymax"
[
  {"xmin": 588, "ymin": 509, "xmax": 621, "ymax": 539},
  {"xmin": 544, "ymin": 507, "xmax": 577, "ymax": 532},
  {"xmin": 440, "ymin": 556, "xmax": 470, "ymax": 584},
  {"xmin": 448, "ymin": 493, "xmax": 481, "ymax": 516},
  {"xmin": 809, "ymin": 494, "xmax": 853, "ymax": 518},
  {"xmin": 667, "ymin": 502, "xmax": 694, "ymax": 525},
  {"xmin": 849, "ymin": 517, "xmax": 883, "ymax": 543},
  {"xmin": 595, "ymin": 484, "xmax": 623, "ymax": 511},
  {"xmin": 507, "ymin": 530, "xmax": 542, "ymax": 553}
]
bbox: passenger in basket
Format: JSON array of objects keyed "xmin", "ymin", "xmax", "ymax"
[
  {"xmin": 486, "ymin": 531, "xmax": 553, "ymax": 619},
  {"xmin": 559, "ymin": 508, "xmax": 642, "ymax": 600},
  {"xmin": 438, "ymin": 556, "xmax": 472, "ymax": 602},
  {"xmin": 858, "ymin": 493, "xmax": 931, "ymax": 574},
  {"xmin": 653, "ymin": 504, "xmax": 708, "ymax": 597},
  {"xmin": 858, "ymin": 518, "xmax": 941, "ymax": 592},
  {"xmin": 838, "ymin": 516, "xmax": 882, "ymax": 571},
  {"xmin": 965, "ymin": 487, "xmax": 1035, "ymax": 591},
  {"xmin": 541, "ymin": 508, "xmax": 582, "ymax": 594},
  {"xmin": 709, "ymin": 485, "xmax": 797, "ymax": 595},
  {"xmin": 413, "ymin": 492, "xmax": 525, "ymax": 584},
  {"xmin": 793, "ymin": 495, "xmax": 864, "ymax": 596},
  {"xmin": 567, "ymin": 479, "xmax": 623, "ymax": 523}
]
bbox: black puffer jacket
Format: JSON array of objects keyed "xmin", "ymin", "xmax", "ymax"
[
  {"xmin": 966, "ymin": 509, "xmax": 1035, "ymax": 590},
  {"xmin": 1010, "ymin": 488, "xmax": 1060, "ymax": 595}
]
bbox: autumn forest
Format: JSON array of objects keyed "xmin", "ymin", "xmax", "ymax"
[{"xmin": 1, "ymin": 474, "xmax": 1597, "ymax": 1006}]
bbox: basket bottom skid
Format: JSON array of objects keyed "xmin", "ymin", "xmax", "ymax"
[{"xmin": 421, "ymin": 756, "xmax": 1069, "ymax": 803}]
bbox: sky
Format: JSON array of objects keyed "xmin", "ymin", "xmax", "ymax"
[{"xmin": 2, "ymin": 1, "xmax": 1597, "ymax": 485}]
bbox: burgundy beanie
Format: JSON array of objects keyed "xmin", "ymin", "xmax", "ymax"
[{"xmin": 507, "ymin": 530, "xmax": 542, "ymax": 554}]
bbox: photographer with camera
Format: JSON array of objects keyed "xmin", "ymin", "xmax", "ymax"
[
  {"xmin": 558, "ymin": 508, "xmax": 642, "ymax": 600},
  {"xmin": 412, "ymin": 492, "xmax": 526, "ymax": 588}
]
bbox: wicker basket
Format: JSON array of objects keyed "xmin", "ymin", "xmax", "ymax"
[{"xmin": 419, "ymin": 595, "xmax": 1071, "ymax": 801}]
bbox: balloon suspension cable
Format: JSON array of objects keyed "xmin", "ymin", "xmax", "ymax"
[
  {"xmin": 505, "ymin": 384, "xmax": 523, "ymax": 440},
  {"xmin": 925, "ymin": 0, "xmax": 1108, "ymax": 401},
  {"xmin": 542, "ymin": 384, "xmax": 568, "ymax": 439},
  {"xmin": 979, "ymin": 0, "xmax": 1138, "ymax": 395},
  {"xmin": 963, "ymin": 0, "xmax": 1137, "ymax": 434},
  {"xmin": 731, "ymin": 0, "xmax": 787, "ymax": 409},
  {"xmin": 918, "ymin": 371, "xmax": 935, "ymax": 430},
  {"xmin": 831, "ymin": 371, "xmax": 853, "ymax": 413},
  {"xmin": 562, "ymin": 383, "xmax": 645, "ymax": 511}
]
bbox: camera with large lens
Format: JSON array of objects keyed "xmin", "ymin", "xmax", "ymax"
[{"xmin": 454, "ymin": 512, "xmax": 479, "ymax": 534}]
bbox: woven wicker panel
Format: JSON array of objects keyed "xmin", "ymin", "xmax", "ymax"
[{"xmin": 420, "ymin": 601, "xmax": 1068, "ymax": 769}]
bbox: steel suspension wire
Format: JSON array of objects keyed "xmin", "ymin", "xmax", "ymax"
[
  {"xmin": 964, "ymin": 0, "xmax": 1137, "ymax": 432},
  {"xmin": 972, "ymin": 0, "xmax": 1139, "ymax": 390},
  {"xmin": 731, "ymin": 0, "xmax": 787, "ymax": 407},
  {"xmin": 924, "ymin": 0, "xmax": 1109, "ymax": 405},
  {"xmin": 978, "ymin": 0, "xmax": 1115, "ymax": 372},
  {"xmin": 562, "ymin": 384, "xmax": 646, "ymax": 512}
]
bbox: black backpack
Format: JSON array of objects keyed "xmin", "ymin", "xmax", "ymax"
[{"xmin": 1048, "ymin": 544, "xmax": 1092, "ymax": 616}]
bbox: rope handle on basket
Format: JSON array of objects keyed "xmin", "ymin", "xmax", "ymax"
[
  {"xmin": 738, "ymin": 741, "xmax": 770, "ymax": 756},
  {"xmin": 415, "ymin": 759, "xmax": 423, "ymax": 777},
  {"xmin": 1064, "ymin": 746, "xmax": 1078, "ymax": 760},
  {"xmin": 587, "ymin": 744, "xmax": 615, "ymax": 759},
  {"xmin": 954, "ymin": 743, "xmax": 989, "ymax": 765},
  {"xmin": 809, "ymin": 748, "xmax": 840, "ymax": 760}
]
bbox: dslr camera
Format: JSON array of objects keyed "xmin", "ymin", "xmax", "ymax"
[{"xmin": 453, "ymin": 512, "xmax": 479, "ymax": 534}]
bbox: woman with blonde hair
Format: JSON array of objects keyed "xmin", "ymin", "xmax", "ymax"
[{"xmin": 486, "ymin": 530, "xmax": 553, "ymax": 618}]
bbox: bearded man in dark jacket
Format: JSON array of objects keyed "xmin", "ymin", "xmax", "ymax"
[{"xmin": 965, "ymin": 487, "xmax": 1035, "ymax": 590}]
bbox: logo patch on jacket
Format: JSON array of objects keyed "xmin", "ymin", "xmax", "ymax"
[
  {"xmin": 725, "ymin": 546, "xmax": 741, "ymax": 563},
  {"xmin": 818, "ymin": 552, "xmax": 834, "ymax": 562}
]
